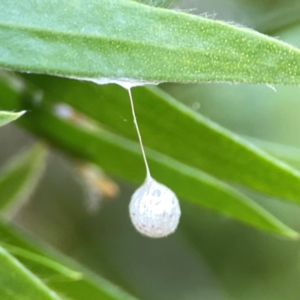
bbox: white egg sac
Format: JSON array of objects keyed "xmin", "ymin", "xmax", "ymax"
[{"xmin": 129, "ymin": 177, "xmax": 181, "ymax": 238}]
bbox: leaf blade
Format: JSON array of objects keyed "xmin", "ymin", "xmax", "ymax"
[
  {"xmin": 0, "ymin": 110, "xmax": 25, "ymax": 127},
  {"xmin": 24, "ymin": 74, "xmax": 300, "ymax": 205},
  {"xmin": 0, "ymin": 246, "xmax": 61, "ymax": 300},
  {"xmin": 0, "ymin": 221, "xmax": 138, "ymax": 300},
  {"xmin": 1, "ymin": 243, "xmax": 82, "ymax": 280},
  {"xmin": 0, "ymin": 144, "xmax": 47, "ymax": 216},
  {"xmin": 1, "ymin": 0, "xmax": 300, "ymax": 85},
  {"xmin": 0, "ymin": 72, "xmax": 297, "ymax": 237}
]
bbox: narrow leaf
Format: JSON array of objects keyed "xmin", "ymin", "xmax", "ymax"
[
  {"xmin": 0, "ymin": 246, "xmax": 60, "ymax": 300},
  {"xmin": 27, "ymin": 112, "xmax": 300, "ymax": 237},
  {"xmin": 25, "ymin": 74, "xmax": 300, "ymax": 205},
  {"xmin": 0, "ymin": 72, "xmax": 298, "ymax": 237},
  {"xmin": 1, "ymin": 0, "xmax": 300, "ymax": 85},
  {"xmin": 0, "ymin": 144, "xmax": 47, "ymax": 216},
  {"xmin": 245, "ymin": 136, "xmax": 300, "ymax": 171},
  {"xmin": 1, "ymin": 243, "xmax": 82, "ymax": 280},
  {"xmin": 0, "ymin": 110, "xmax": 25, "ymax": 127},
  {"xmin": 0, "ymin": 221, "xmax": 138, "ymax": 300}
]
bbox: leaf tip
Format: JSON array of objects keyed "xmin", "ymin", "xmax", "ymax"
[{"xmin": 18, "ymin": 110, "xmax": 26, "ymax": 116}]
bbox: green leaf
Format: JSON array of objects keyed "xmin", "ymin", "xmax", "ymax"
[
  {"xmin": 0, "ymin": 110, "xmax": 25, "ymax": 127},
  {"xmin": 0, "ymin": 144, "xmax": 47, "ymax": 216},
  {"xmin": 1, "ymin": 0, "xmax": 300, "ymax": 85},
  {"xmin": 245, "ymin": 136, "xmax": 300, "ymax": 171},
  {"xmin": 1, "ymin": 243, "xmax": 81, "ymax": 280},
  {"xmin": 21, "ymin": 111, "xmax": 300, "ymax": 238},
  {"xmin": 0, "ymin": 220, "xmax": 138, "ymax": 300},
  {"xmin": 0, "ymin": 72, "xmax": 297, "ymax": 238},
  {"xmin": 24, "ymin": 74, "xmax": 300, "ymax": 206},
  {"xmin": 0, "ymin": 245, "xmax": 61, "ymax": 300}
]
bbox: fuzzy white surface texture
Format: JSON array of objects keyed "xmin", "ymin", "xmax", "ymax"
[{"xmin": 129, "ymin": 176, "xmax": 181, "ymax": 238}]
